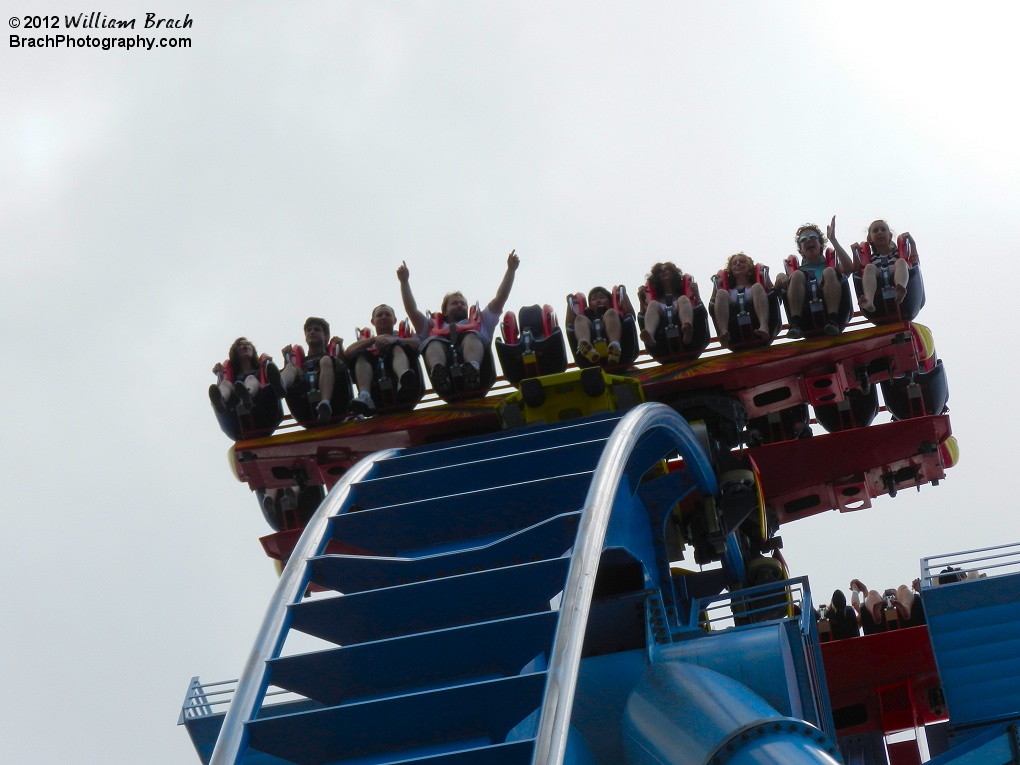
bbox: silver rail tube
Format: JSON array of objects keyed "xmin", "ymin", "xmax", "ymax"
[
  {"xmin": 534, "ymin": 403, "xmax": 718, "ymax": 765},
  {"xmin": 209, "ymin": 448, "xmax": 399, "ymax": 765}
]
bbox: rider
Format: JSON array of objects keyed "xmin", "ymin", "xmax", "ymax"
[
  {"xmin": 566, "ymin": 286, "xmax": 635, "ymax": 366},
  {"xmin": 774, "ymin": 217, "xmax": 854, "ymax": 338},
  {"xmin": 639, "ymin": 261, "xmax": 699, "ymax": 347},
  {"xmin": 710, "ymin": 253, "xmax": 773, "ymax": 347},
  {"xmin": 855, "ymin": 219, "xmax": 917, "ymax": 311},
  {"xmin": 399, "ymin": 250, "xmax": 520, "ymax": 395},
  {"xmin": 209, "ymin": 336, "xmax": 273, "ymax": 413},
  {"xmin": 267, "ymin": 317, "xmax": 346, "ymax": 424},
  {"xmin": 344, "ymin": 303, "xmax": 421, "ymax": 415}
]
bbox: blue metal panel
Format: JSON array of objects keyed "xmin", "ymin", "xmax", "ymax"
[
  {"xmin": 268, "ymin": 612, "xmax": 558, "ymax": 705},
  {"xmin": 570, "ymin": 650, "xmax": 650, "ymax": 763},
  {"xmin": 289, "ymin": 557, "xmax": 570, "ymax": 646},
  {"xmin": 925, "ymin": 573, "xmax": 1020, "ymax": 728},
  {"xmin": 328, "ymin": 472, "xmax": 593, "ymax": 557},
  {"xmin": 365, "ymin": 415, "xmax": 621, "ymax": 479},
  {"xmin": 309, "ymin": 512, "xmax": 579, "ymax": 594},
  {"xmin": 654, "ymin": 624, "xmax": 805, "ymax": 720},
  {"xmin": 351, "ymin": 438, "xmax": 607, "ymax": 505},
  {"xmin": 602, "ymin": 483, "xmax": 659, "ymax": 590},
  {"xmin": 926, "ymin": 721, "xmax": 1020, "ymax": 765},
  {"xmin": 246, "ymin": 673, "xmax": 547, "ymax": 764}
]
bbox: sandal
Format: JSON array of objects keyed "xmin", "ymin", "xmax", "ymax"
[
  {"xmin": 606, "ymin": 341, "xmax": 622, "ymax": 365},
  {"xmin": 577, "ymin": 339, "xmax": 600, "ymax": 364}
]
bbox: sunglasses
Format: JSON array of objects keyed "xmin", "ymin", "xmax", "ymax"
[{"xmin": 798, "ymin": 233, "xmax": 820, "ymax": 243}]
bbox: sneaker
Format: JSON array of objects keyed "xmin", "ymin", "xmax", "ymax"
[
  {"xmin": 234, "ymin": 380, "xmax": 254, "ymax": 410},
  {"xmin": 261, "ymin": 493, "xmax": 276, "ymax": 514},
  {"xmin": 462, "ymin": 360, "xmax": 481, "ymax": 390},
  {"xmin": 316, "ymin": 399, "xmax": 333, "ymax": 423},
  {"xmin": 208, "ymin": 384, "xmax": 226, "ymax": 413},
  {"xmin": 350, "ymin": 390, "xmax": 376, "ymax": 417},
  {"xmin": 639, "ymin": 328, "xmax": 655, "ymax": 348},
  {"xmin": 787, "ymin": 319, "xmax": 803, "ymax": 339},
  {"xmin": 577, "ymin": 339, "xmax": 600, "ymax": 364},
  {"xmin": 606, "ymin": 341, "xmax": 622, "ymax": 365},
  {"xmin": 397, "ymin": 369, "xmax": 416, "ymax": 395},
  {"xmin": 824, "ymin": 314, "xmax": 840, "ymax": 336},
  {"xmin": 430, "ymin": 364, "xmax": 453, "ymax": 395},
  {"xmin": 266, "ymin": 362, "xmax": 286, "ymax": 397}
]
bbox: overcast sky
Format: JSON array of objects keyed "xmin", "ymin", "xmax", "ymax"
[{"xmin": 3, "ymin": 2, "xmax": 1019, "ymax": 762}]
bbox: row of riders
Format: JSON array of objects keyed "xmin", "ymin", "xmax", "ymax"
[{"xmin": 209, "ymin": 217, "xmax": 922, "ymax": 440}]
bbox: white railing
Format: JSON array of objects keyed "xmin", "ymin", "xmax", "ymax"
[
  {"xmin": 179, "ymin": 677, "xmax": 307, "ymax": 724},
  {"xmin": 691, "ymin": 577, "xmax": 808, "ymax": 632},
  {"xmin": 921, "ymin": 541, "xmax": 1020, "ymax": 587}
]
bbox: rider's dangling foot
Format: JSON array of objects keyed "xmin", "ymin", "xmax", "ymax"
[
  {"xmin": 824, "ymin": 312, "xmax": 840, "ymax": 336},
  {"xmin": 349, "ymin": 390, "xmax": 376, "ymax": 417},
  {"xmin": 234, "ymin": 380, "xmax": 254, "ymax": 410},
  {"xmin": 606, "ymin": 341, "xmax": 622, "ymax": 365},
  {"xmin": 577, "ymin": 339, "xmax": 600, "ymax": 364},
  {"xmin": 316, "ymin": 399, "xmax": 333, "ymax": 424},
  {"xmin": 462, "ymin": 360, "xmax": 482, "ymax": 390},
  {"xmin": 430, "ymin": 364, "xmax": 453, "ymax": 395},
  {"xmin": 209, "ymin": 384, "xmax": 226, "ymax": 413}
]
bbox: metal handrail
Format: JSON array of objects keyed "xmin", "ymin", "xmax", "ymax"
[
  {"xmin": 533, "ymin": 403, "xmax": 718, "ymax": 765},
  {"xmin": 179, "ymin": 678, "xmax": 306, "ymax": 722},
  {"xmin": 922, "ymin": 541, "xmax": 1020, "ymax": 586},
  {"xmin": 689, "ymin": 577, "xmax": 807, "ymax": 631},
  {"xmin": 209, "ymin": 448, "xmax": 400, "ymax": 765}
]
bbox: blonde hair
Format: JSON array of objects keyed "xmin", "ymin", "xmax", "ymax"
[{"xmin": 726, "ymin": 252, "xmax": 756, "ymax": 272}]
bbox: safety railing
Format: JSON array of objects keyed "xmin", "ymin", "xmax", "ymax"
[
  {"xmin": 690, "ymin": 576, "xmax": 808, "ymax": 632},
  {"xmin": 921, "ymin": 541, "xmax": 1020, "ymax": 587},
  {"xmin": 178, "ymin": 677, "xmax": 309, "ymax": 725}
]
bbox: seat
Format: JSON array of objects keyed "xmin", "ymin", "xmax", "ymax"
[
  {"xmin": 564, "ymin": 287, "xmax": 640, "ymax": 369},
  {"xmin": 212, "ymin": 354, "xmax": 285, "ymax": 440},
  {"xmin": 284, "ymin": 339, "xmax": 354, "ymax": 427},
  {"xmin": 640, "ymin": 275, "xmax": 711, "ymax": 360},
  {"xmin": 422, "ymin": 304, "xmax": 498, "ymax": 402},
  {"xmin": 780, "ymin": 249, "xmax": 854, "ymax": 337},
  {"xmin": 351, "ymin": 319, "xmax": 425, "ymax": 411},
  {"xmin": 853, "ymin": 234, "xmax": 925, "ymax": 324},
  {"xmin": 495, "ymin": 304, "xmax": 569, "ymax": 386},
  {"xmin": 710, "ymin": 264, "xmax": 782, "ymax": 349}
]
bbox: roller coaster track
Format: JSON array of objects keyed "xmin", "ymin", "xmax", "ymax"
[{"xmin": 200, "ymin": 403, "xmax": 849, "ymax": 765}]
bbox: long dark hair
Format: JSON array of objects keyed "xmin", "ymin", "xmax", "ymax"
[
  {"xmin": 646, "ymin": 262, "xmax": 684, "ymax": 297},
  {"xmin": 228, "ymin": 337, "xmax": 259, "ymax": 377}
]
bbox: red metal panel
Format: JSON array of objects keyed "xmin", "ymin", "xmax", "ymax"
[
  {"xmin": 822, "ymin": 626, "xmax": 947, "ymax": 735},
  {"xmin": 748, "ymin": 415, "xmax": 951, "ymax": 523}
]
